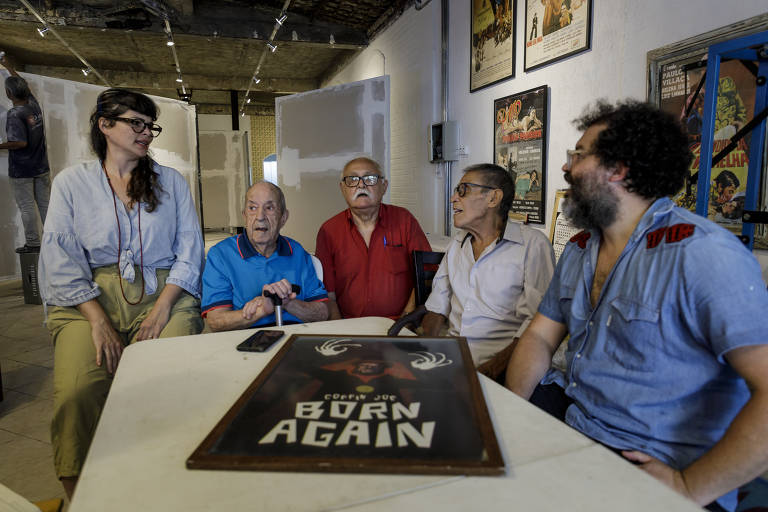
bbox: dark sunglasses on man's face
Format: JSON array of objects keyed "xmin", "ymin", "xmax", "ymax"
[
  {"xmin": 342, "ymin": 175, "xmax": 382, "ymax": 187},
  {"xmin": 112, "ymin": 117, "xmax": 162, "ymax": 137},
  {"xmin": 454, "ymin": 182, "xmax": 497, "ymax": 197}
]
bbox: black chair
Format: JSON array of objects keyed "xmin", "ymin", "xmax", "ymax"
[
  {"xmin": 388, "ymin": 250, "xmax": 444, "ymax": 336},
  {"xmin": 413, "ymin": 250, "xmax": 445, "ymax": 306}
]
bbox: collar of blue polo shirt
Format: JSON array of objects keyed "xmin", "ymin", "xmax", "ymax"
[{"xmin": 263, "ymin": 284, "xmax": 301, "ymax": 326}]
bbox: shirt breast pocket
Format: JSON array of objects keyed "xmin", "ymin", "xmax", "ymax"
[
  {"xmin": 384, "ymin": 246, "xmax": 411, "ymax": 275},
  {"xmin": 606, "ymin": 297, "xmax": 661, "ymax": 372}
]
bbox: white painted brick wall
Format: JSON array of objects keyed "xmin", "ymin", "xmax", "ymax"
[
  {"xmin": 326, "ymin": 0, "xmax": 768, "ymax": 275},
  {"xmin": 324, "ymin": 1, "xmax": 443, "ymax": 235}
]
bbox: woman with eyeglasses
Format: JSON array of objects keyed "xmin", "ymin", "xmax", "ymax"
[{"xmin": 39, "ymin": 88, "xmax": 203, "ymax": 496}]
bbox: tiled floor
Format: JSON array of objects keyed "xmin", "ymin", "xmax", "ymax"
[{"xmin": 0, "ymin": 279, "xmax": 65, "ymax": 508}]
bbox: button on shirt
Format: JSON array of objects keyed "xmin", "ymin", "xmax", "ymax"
[
  {"xmin": 539, "ymin": 197, "xmax": 768, "ymax": 511},
  {"xmin": 425, "ymin": 221, "xmax": 555, "ymax": 364},
  {"xmin": 315, "ymin": 204, "xmax": 431, "ymax": 319},
  {"xmin": 39, "ymin": 160, "xmax": 204, "ymax": 305}
]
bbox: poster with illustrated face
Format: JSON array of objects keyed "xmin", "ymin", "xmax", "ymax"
[
  {"xmin": 658, "ymin": 54, "xmax": 757, "ymax": 239},
  {"xmin": 494, "ymin": 85, "xmax": 548, "ymax": 224},
  {"xmin": 188, "ymin": 335, "xmax": 503, "ymax": 475}
]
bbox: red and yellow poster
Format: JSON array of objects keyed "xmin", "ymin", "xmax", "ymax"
[
  {"xmin": 494, "ymin": 85, "xmax": 548, "ymax": 223},
  {"xmin": 658, "ymin": 55, "xmax": 757, "ymax": 237}
]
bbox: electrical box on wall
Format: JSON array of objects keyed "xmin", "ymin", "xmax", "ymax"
[{"xmin": 430, "ymin": 121, "xmax": 459, "ymax": 162}]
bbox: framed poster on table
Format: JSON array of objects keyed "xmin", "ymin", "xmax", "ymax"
[
  {"xmin": 471, "ymin": 0, "xmax": 516, "ymax": 92},
  {"xmin": 493, "ymin": 85, "xmax": 548, "ymax": 224},
  {"xmin": 524, "ymin": 0, "xmax": 592, "ymax": 72},
  {"xmin": 187, "ymin": 334, "xmax": 504, "ymax": 476}
]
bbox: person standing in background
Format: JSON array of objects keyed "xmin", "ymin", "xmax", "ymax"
[{"xmin": 0, "ymin": 52, "xmax": 51, "ymax": 254}]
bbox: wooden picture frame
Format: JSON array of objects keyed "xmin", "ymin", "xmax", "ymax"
[
  {"xmin": 187, "ymin": 334, "xmax": 504, "ymax": 476},
  {"xmin": 548, "ymin": 189, "xmax": 580, "ymax": 262},
  {"xmin": 523, "ymin": 0, "xmax": 592, "ymax": 72},
  {"xmin": 493, "ymin": 85, "xmax": 548, "ymax": 224},
  {"xmin": 470, "ymin": 0, "xmax": 516, "ymax": 92}
]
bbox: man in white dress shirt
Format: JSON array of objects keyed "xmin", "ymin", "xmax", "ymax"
[{"xmin": 423, "ymin": 163, "xmax": 555, "ymax": 375}]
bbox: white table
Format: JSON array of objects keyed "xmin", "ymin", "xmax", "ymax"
[{"xmin": 70, "ymin": 317, "xmax": 702, "ymax": 511}]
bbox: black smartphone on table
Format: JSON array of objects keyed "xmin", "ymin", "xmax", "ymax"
[{"xmin": 236, "ymin": 329, "xmax": 285, "ymax": 352}]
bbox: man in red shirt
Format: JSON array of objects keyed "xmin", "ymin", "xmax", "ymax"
[{"xmin": 316, "ymin": 157, "xmax": 431, "ymax": 319}]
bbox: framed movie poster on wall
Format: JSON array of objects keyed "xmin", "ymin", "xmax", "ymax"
[
  {"xmin": 470, "ymin": 0, "xmax": 516, "ymax": 92},
  {"xmin": 524, "ymin": 0, "xmax": 592, "ymax": 72},
  {"xmin": 647, "ymin": 14, "xmax": 768, "ymax": 249},
  {"xmin": 187, "ymin": 334, "xmax": 504, "ymax": 475},
  {"xmin": 493, "ymin": 85, "xmax": 548, "ymax": 224}
]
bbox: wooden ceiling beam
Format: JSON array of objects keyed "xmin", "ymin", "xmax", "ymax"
[{"xmin": 25, "ymin": 65, "xmax": 319, "ymax": 94}]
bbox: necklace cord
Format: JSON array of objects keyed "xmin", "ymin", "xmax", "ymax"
[{"xmin": 103, "ymin": 162, "xmax": 145, "ymax": 305}]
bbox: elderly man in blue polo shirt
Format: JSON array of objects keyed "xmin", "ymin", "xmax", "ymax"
[
  {"xmin": 202, "ymin": 181, "xmax": 328, "ymax": 330},
  {"xmin": 505, "ymin": 101, "xmax": 768, "ymax": 512}
]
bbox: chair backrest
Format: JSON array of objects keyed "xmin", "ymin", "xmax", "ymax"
[
  {"xmin": 413, "ymin": 250, "xmax": 445, "ymax": 306},
  {"xmin": 310, "ymin": 254, "xmax": 324, "ymax": 282}
]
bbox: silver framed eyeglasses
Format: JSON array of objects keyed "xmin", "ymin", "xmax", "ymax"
[
  {"xmin": 454, "ymin": 182, "xmax": 497, "ymax": 197},
  {"xmin": 112, "ymin": 117, "xmax": 163, "ymax": 137},
  {"xmin": 342, "ymin": 175, "xmax": 382, "ymax": 187},
  {"xmin": 566, "ymin": 149, "xmax": 592, "ymax": 167}
]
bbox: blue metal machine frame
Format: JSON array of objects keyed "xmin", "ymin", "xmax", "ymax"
[{"xmin": 696, "ymin": 31, "xmax": 768, "ymax": 250}]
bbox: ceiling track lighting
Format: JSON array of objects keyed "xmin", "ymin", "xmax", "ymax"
[
  {"xmin": 17, "ymin": 0, "xmax": 110, "ymax": 86},
  {"xmin": 238, "ymin": 0, "xmax": 291, "ymax": 114},
  {"xmin": 164, "ymin": 19, "xmax": 187, "ymax": 96}
]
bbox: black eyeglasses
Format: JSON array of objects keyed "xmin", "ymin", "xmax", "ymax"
[
  {"xmin": 454, "ymin": 182, "xmax": 497, "ymax": 197},
  {"xmin": 112, "ymin": 117, "xmax": 163, "ymax": 137},
  {"xmin": 342, "ymin": 175, "xmax": 382, "ymax": 187}
]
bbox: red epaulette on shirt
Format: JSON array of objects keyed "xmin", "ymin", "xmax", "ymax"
[
  {"xmin": 569, "ymin": 231, "xmax": 591, "ymax": 249},
  {"xmin": 646, "ymin": 223, "xmax": 696, "ymax": 249}
]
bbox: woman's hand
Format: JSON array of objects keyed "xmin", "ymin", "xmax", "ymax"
[
  {"xmin": 135, "ymin": 283, "xmax": 184, "ymax": 341},
  {"xmin": 135, "ymin": 302, "xmax": 171, "ymax": 341},
  {"xmin": 90, "ymin": 317, "xmax": 124, "ymax": 374},
  {"xmin": 77, "ymin": 299, "xmax": 124, "ymax": 374}
]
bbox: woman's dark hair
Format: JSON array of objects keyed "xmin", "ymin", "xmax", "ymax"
[
  {"xmin": 575, "ymin": 100, "xmax": 693, "ymax": 200},
  {"xmin": 90, "ymin": 88, "xmax": 163, "ymax": 211},
  {"xmin": 463, "ymin": 163, "xmax": 514, "ymax": 222}
]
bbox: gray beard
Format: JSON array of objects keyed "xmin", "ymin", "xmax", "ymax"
[{"xmin": 563, "ymin": 173, "xmax": 619, "ymax": 231}]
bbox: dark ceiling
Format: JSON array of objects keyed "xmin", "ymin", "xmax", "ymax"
[{"xmin": 0, "ymin": 0, "xmax": 413, "ymax": 114}]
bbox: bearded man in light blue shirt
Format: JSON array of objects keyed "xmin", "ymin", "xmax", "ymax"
[{"xmin": 506, "ymin": 100, "xmax": 768, "ymax": 512}]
